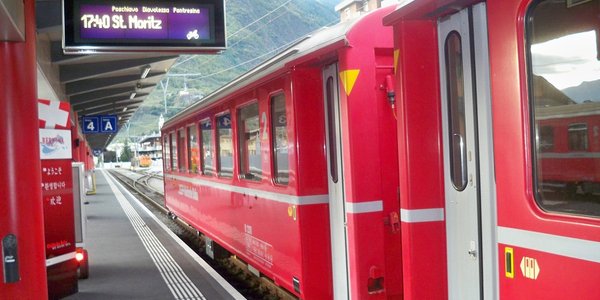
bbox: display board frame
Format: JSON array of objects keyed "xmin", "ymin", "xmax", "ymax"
[{"xmin": 63, "ymin": 0, "xmax": 226, "ymax": 54}]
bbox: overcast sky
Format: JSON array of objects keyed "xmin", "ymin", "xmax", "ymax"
[{"xmin": 531, "ymin": 30, "xmax": 600, "ymax": 90}]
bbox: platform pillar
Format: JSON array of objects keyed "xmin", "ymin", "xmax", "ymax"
[{"xmin": 0, "ymin": 0, "xmax": 49, "ymax": 298}]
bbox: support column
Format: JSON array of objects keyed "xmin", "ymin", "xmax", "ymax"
[{"xmin": 0, "ymin": 0, "xmax": 49, "ymax": 298}]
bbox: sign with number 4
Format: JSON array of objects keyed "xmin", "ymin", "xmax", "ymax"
[{"xmin": 82, "ymin": 116, "xmax": 99, "ymax": 133}]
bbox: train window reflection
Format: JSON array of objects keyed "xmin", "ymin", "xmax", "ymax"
[
  {"xmin": 568, "ymin": 123, "xmax": 588, "ymax": 151},
  {"xmin": 271, "ymin": 94, "xmax": 289, "ymax": 185},
  {"xmin": 238, "ymin": 103, "xmax": 262, "ymax": 181},
  {"xmin": 217, "ymin": 113, "xmax": 233, "ymax": 178},
  {"xmin": 528, "ymin": 0, "xmax": 600, "ymax": 217},
  {"xmin": 201, "ymin": 120, "xmax": 215, "ymax": 176},
  {"xmin": 539, "ymin": 126, "xmax": 554, "ymax": 152},
  {"xmin": 187, "ymin": 125, "xmax": 199, "ymax": 173}
]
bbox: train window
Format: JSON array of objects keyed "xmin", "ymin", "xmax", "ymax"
[
  {"xmin": 187, "ymin": 125, "xmax": 199, "ymax": 173},
  {"xmin": 271, "ymin": 94, "xmax": 289, "ymax": 185},
  {"xmin": 326, "ymin": 76, "xmax": 338, "ymax": 183},
  {"xmin": 444, "ymin": 31, "xmax": 468, "ymax": 191},
  {"xmin": 170, "ymin": 132, "xmax": 177, "ymax": 171},
  {"xmin": 528, "ymin": 0, "xmax": 600, "ymax": 217},
  {"xmin": 178, "ymin": 129, "xmax": 186, "ymax": 172},
  {"xmin": 238, "ymin": 102, "xmax": 262, "ymax": 181},
  {"xmin": 164, "ymin": 135, "xmax": 170, "ymax": 171},
  {"xmin": 568, "ymin": 123, "xmax": 588, "ymax": 151},
  {"xmin": 216, "ymin": 113, "xmax": 233, "ymax": 178},
  {"xmin": 200, "ymin": 120, "xmax": 215, "ymax": 176},
  {"xmin": 539, "ymin": 126, "xmax": 554, "ymax": 152}
]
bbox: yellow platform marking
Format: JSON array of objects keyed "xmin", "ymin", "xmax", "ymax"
[
  {"xmin": 394, "ymin": 49, "xmax": 400, "ymax": 74},
  {"xmin": 340, "ymin": 69, "xmax": 360, "ymax": 96}
]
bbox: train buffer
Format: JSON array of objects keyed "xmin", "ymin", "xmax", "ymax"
[{"xmin": 65, "ymin": 169, "xmax": 244, "ymax": 300}]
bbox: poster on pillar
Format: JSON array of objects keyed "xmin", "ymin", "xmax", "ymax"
[
  {"xmin": 39, "ymin": 128, "xmax": 76, "ymax": 260},
  {"xmin": 38, "ymin": 99, "xmax": 78, "ymax": 299},
  {"xmin": 40, "ymin": 159, "xmax": 75, "ymax": 259}
]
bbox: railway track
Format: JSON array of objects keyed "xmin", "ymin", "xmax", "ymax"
[{"xmin": 107, "ymin": 169, "xmax": 297, "ymax": 300}]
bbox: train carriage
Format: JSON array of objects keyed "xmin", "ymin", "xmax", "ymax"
[
  {"xmin": 384, "ymin": 0, "xmax": 600, "ymax": 299},
  {"xmin": 162, "ymin": 7, "xmax": 401, "ymax": 299},
  {"xmin": 163, "ymin": 0, "xmax": 600, "ymax": 298}
]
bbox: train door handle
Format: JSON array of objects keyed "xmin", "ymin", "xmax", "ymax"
[
  {"xmin": 468, "ymin": 240, "xmax": 477, "ymax": 259},
  {"xmin": 452, "ymin": 133, "xmax": 468, "ymax": 187}
]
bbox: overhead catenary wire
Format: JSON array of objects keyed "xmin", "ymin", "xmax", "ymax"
[
  {"xmin": 171, "ymin": 0, "xmax": 293, "ymax": 69},
  {"xmin": 183, "ymin": 14, "xmax": 338, "ymax": 82}
]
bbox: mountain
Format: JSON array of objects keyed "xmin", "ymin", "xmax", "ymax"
[
  {"xmin": 118, "ymin": 0, "xmax": 339, "ymax": 141},
  {"xmin": 562, "ymin": 80, "xmax": 600, "ymax": 103}
]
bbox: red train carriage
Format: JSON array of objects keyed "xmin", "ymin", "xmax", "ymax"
[
  {"xmin": 162, "ymin": 7, "xmax": 401, "ymax": 300},
  {"xmin": 385, "ymin": 0, "xmax": 600, "ymax": 299},
  {"xmin": 536, "ymin": 102, "xmax": 600, "ymax": 196}
]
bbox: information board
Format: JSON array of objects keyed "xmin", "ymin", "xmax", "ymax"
[{"xmin": 63, "ymin": 0, "xmax": 226, "ymax": 53}]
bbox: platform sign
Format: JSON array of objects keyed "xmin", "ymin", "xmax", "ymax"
[
  {"xmin": 82, "ymin": 116, "xmax": 99, "ymax": 133},
  {"xmin": 63, "ymin": 0, "xmax": 226, "ymax": 54},
  {"xmin": 93, "ymin": 149, "xmax": 103, "ymax": 156},
  {"xmin": 217, "ymin": 114, "xmax": 231, "ymax": 129},
  {"xmin": 82, "ymin": 115, "xmax": 118, "ymax": 133},
  {"xmin": 100, "ymin": 115, "xmax": 118, "ymax": 133}
]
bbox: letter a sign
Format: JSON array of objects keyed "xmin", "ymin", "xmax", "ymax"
[{"xmin": 100, "ymin": 115, "xmax": 117, "ymax": 133}]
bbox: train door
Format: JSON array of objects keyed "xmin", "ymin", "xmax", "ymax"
[
  {"xmin": 323, "ymin": 63, "xmax": 350, "ymax": 299},
  {"xmin": 438, "ymin": 3, "xmax": 496, "ymax": 299}
]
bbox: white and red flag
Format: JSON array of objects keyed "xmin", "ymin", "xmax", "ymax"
[{"xmin": 38, "ymin": 99, "xmax": 71, "ymax": 129}]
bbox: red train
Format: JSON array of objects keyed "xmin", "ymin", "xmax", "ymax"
[
  {"xmin": 163, "ymin": 0, "xmax": 600, "ymax": 299},
  {"xmin": 536, "ymin": 102, "xmax": 600, "ymax": 197},
  {"xmin": 163, "ymin": 6, "xmax": 399, "ymax": 299}
]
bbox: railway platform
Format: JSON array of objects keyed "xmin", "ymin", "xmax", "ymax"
[{"xmin": 65, "ymin": 169, "xmax": 245, "ymax": 300}]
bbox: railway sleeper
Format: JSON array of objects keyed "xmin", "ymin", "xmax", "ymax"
[{"xmin": 227, "ymin": 256, "xmax": 298, "ymax": 300}]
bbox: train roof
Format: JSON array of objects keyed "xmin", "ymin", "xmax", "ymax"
[
  {"xmin": 163, "ymin": 7, "xmax": 392, "ymax": 129},
  {"xmin": 535, "ymin": 101, "xmax": 600, "ymax": 120}
]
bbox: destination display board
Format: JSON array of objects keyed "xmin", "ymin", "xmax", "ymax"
[{"xmin": 63, "ymin": 0, "xmax": 226, "ymax": 53}]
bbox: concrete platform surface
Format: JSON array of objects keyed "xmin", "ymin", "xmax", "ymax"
[{"xmin": 65, "ymin": 169, "xmax": 245, "ymax": 300}]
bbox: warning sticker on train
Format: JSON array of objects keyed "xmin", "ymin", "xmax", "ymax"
[
  {"xmin": 340, "ymin": 69, "xmax": 360, "ymax": 96},
  {"xmin": 520, "ymin": 256, "xmax": 540, "ymax": 280}
]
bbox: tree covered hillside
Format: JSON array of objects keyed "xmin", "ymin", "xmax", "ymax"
[{"xmin": 119, "ymin": 0, "xmax": 338, "ymax": 140}]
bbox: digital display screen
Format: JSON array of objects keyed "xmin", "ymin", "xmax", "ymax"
[{"xmin": 63, "ymin": 0, "xmax": 226, "ymax": 53}]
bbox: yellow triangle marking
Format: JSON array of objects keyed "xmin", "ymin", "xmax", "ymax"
[
  {"xmin": 340, "ymin": 69, "xmax": 360, "ymax": 96},
  {"xmin": 394, "ymin": 49, "xmax": 400, "ymax": 74}
]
